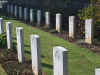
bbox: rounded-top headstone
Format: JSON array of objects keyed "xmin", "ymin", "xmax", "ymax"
[
  {"xmin": 33, "ymin": 34, "xmax": 40, "ymax": 38},
  {"xmin": 0, "ymin": 18, "xmax": 3, "ymax": 20},
  {"xmin": 53, "ymin": 46, "xmax": 68, "ymax": 52},
  {"xmin": 6, "ymin": 22, "xmax": 12, "ymax": 24},
  {"xmin": 16, "ymin": 27, "xmax": 23, "ymax": 30},
  {"xmin": 53, "ymin": 46, "xmax": 68, "ymax": 75}
]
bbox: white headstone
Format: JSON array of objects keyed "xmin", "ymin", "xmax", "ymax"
[
  {"xmin": 10, "ymin": 4, "xmax": 13, "ymax": 15},
  {"xmin": 24, "ymin": 8, "xmax": 28, "ymax": 21},
  {"xmin": 37, "ymin": 10, "xmax": 41, "ymax": 25},
  {"xmin": 53, "ymin": 46, "xmax": 68, "ymax": 75},
  {"xmin": 56, "ymin": 13, "xmax": 61, "ymax": 32},
  {"xmin": 95, "ymin": 69, "xmax": 100, "ymax": 75},
  {"xmin": 6, "ymin": 22, "xmax": 13, "ymax": 49},
  {"xmin": 14, "ymin": 5, "xmax": 17, "ymax": 17},
  {"xmin": 9, "ymin": 5, "xmax": 11, "ymax": 14},
  {"xmin": 7, "ymin": 4, "xmax": 10, "ymax": 13},
  {"xmin": 30, "ymin": 35, "xmax": 42, "ymax": 75},
  {"xmin": 45, "ymin": 11, "xmax": 50, "ymax": 28},
  {"xmin": 30, "ymin": 9, "xmax": 34, "ymax": 23},
  {"xmin": 69, "ymin": 16, "xmax": 75, "ymax": 38},
  {"xmin": 0, "ymin": 18, "xmax": 4, "ymax": 34},
  {"xmin": 16, "ymin": 27, "xmax": 25, "ymax": 63},
  {"xmin": 19, "ymin": 6, "xmax": 22, "ymax": 19},
  {"xmin": 85, "ymin": 19, "xmax": 93, "ymax": 44}
]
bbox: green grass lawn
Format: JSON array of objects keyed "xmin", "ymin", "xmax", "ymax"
[
  {"xmin": 0, "ymin": 64, "xmax": 7, "ymax": 75},
  {"xmin": 0, "ymin": 17, "xmax": 100, "ymax": 75}
]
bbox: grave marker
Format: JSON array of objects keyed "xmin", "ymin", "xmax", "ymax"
[
  {"xmin": 85, "ymin": 19, "xmax": 93, "ymax": 44},
  {"xmin": 24, "ymin": 8, "xmax": 28, "ymax": 21},
  {"xmin": 0, "ymin": 18, "xmax": 4, "ymax": 34},
  {"xmin": 7, "ymin": 4, "xmax": 10, "ymax": 13},
  {"xmin": 45, "ymin": 11, "xmax": 50, "ymax": 28},
  {"xmin": 69, "ymin": 16, "xmax": 75, "ymax": 38},
  {"xmin": 19, "ymin": 6, "xmax": 22, "ymax": 19},
  {"xmin": 10, "ymin": 4, "xmax": 13, "ymax": 15},
  {"xmin": 95, "ymin": 69, "xmax": 100, "ymax": 75},
  {"xmin": 6, "ymin": 22, "xmax": 13, "ymax": 49},
  {"xmin": 37, "ymin": 10, "xmax": 41, "ymax": 25},
  {"xmin": 30, "ymin": 9, "xmax": 34, "ymax": 23},
  {"xmin": 30, "ymin": 35, "xmax": 42, "ymax": 75},
  {"xmin": 53, "ymin": 46, "xmax": 68, "ymax": 75},
  {"xmin": 56, "ymin": 13, "xmax": 61, "ymax": 32},
  {"xmin": 14, "ymin": 5, "xmax": 17, "ymax": 17},
  {"xmin": 16, "ymin": 27, "xmax": 25, "ymax": 63}
]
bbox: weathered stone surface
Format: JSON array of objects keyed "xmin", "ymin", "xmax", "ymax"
[
  {"xmin": 30, "ymin": 9, "xmax": 34, "ymax": 23},
  {"xmin": 16, "ymin": 27, "xmax": 25, "ymax": 63},
  {"xmin": 6, "ymin": 22, "xmax": 13, "ymax": 49},
  {"xmin": 14, "ymin": 5, "xmax": 17, "ymax": 17},
  {"xmin": 85, "ymin": 19, "xmax": 93, "ymax": 44},
  {"xmin": 24, "ymin": 8, "xmax": 28, "ymax": 21},
  {"xmin": 53, "ymin": 46, "xmax": 68, "ymax": 75},
  {"xmin": 56, "ymin": 13, "xmax": 61, "ymax": 32},
  {"xmin": 69, "ymin": 16, "xmax": 75, "ymax": 38},
  {"xmin": 0, "ymin": 18, "xmax": 4, "ymax": 34},
  {"xmin": 19, "ymin": 6, "xmax": 22, "ymax": 19},
  {"xmin": 30, "ymin": 35, "xmax": 42, "ymax": 75},
  {"xmin": 37, "ymin": 10, "xmax": 41, "ymax": 25},
  {"xmin": 95, "ymin": 69, "xmax": 100, "ymax": 75},
  {"xmin": 45, "ymin": 11, "xmax": 50, "ymax": 28}
]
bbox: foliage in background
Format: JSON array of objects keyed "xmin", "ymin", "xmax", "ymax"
[
  {"xmin": 78, "ymin": 0, "xmax": 95, "ymax": 20},
  {"xmin": 0, "ymin": 13, "xmax": 9, "ymax": 20},
  {"xmin": 0, "ymin": 33, "xmax": 7, "ymax": 48}
]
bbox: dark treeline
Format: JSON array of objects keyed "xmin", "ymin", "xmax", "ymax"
[
  {"xmin": 7, "ymin": 0, "xmax": 90, "ymax": 14},
  {"xmin": 8, "ymin": 0, "xmax": 89, "ymax": 8}
]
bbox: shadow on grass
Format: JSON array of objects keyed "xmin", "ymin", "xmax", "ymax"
[
  {"xmin": 42, "ymin": 63, "xmax": 53, "ymax": 69},
  {"xmin": 25, "ymin": 44, "xmax": 30, "ymax": 48},
  {"xmin": 25, "ymin": 50, "xmax": 31, "ymax": 54}
]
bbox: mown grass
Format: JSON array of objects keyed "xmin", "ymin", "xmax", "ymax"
[
  {"xmin": 0, "ymin": 17, "xmax": 100, "ymax": 75},
  {"xmin": 0, "ymin": 64, "xmax": 7, "ymax": 75}
]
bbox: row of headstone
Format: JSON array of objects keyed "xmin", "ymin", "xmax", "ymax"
[
  {"xmin": 0, "ymin": 17, "xmax": 97, "ymax": 75},
  {"xmin": 3, "ymin": 19, "xmax": 68, "ymax": 75},
  {"xmin": 6, "ymin": 4, "xmax": 93, "ymax": 44},
  {"xmin": 4, "ymin": 20, "xmax": 99, "ymax": 75}
]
